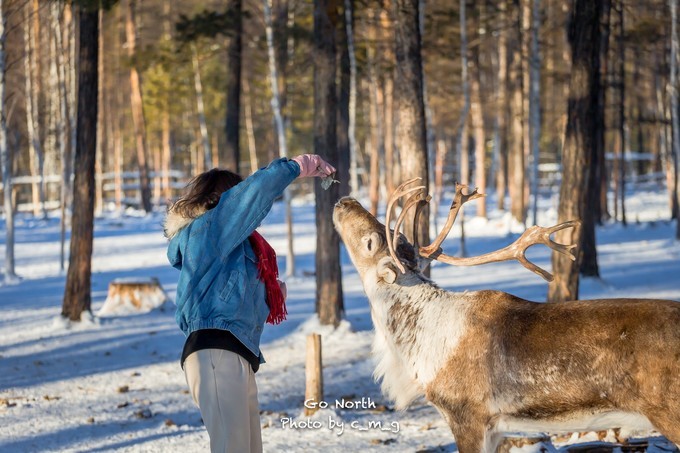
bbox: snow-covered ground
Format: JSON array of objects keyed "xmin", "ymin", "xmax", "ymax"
[{"xmin": 1, "ymin": 188, "xmax": 680, "ymax": 452}]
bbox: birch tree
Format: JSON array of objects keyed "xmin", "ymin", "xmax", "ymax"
[
  {"xmin": 263, "ymin": 0, "xmax": 295, "ymax": 277},
  {"xmin": 0, "ymin": 0, "xmax": 17, "ymax": 283}
]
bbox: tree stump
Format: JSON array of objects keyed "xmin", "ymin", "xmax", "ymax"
[
  {"xmin": 304, "ymin": 333, "xmax": 323, "ymax": 416},
  {"xmin": 98, "ymin": 277, "xmax": 169, "ymax": 316}
]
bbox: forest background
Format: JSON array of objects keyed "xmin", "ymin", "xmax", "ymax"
[{"xmin": 0, "ymin": 0, "xmax": 679, "ymax": 325}]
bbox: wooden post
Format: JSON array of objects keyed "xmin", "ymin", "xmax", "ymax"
[{"xmin": 304, "ymin": 333, "xmax": 323, "ymax": 416}]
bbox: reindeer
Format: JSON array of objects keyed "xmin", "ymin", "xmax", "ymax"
[{"xmin": 332, "ymin": 179, "xmax": 680, "ymax": 452}]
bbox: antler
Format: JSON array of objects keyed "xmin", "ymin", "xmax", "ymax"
[
  {"xmin": 419, "ymin": 183, "xmax": 485, "ymax": 257},
  {"xmin": 385, "ymin": 182, "xmax": 580, "ymax": 281},
  {"xmin": 426, "ymin": 220, "xmax": 580, "ymax": 281},
  {"xmin": 385, "ymin": 178, "xmax": 427, "ymax": 273}
]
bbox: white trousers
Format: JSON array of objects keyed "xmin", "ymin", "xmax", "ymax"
[{"xmin": 184, "ymin": 349, "xmax": 263, "ymax": 453}]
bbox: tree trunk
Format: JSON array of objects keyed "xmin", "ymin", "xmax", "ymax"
[
  {"xmin": 393, "ymin": 0, "xmax": 429, "ymax": 246},
  {"xmin": 337, "ymin": 0, "xmax": 351, "ymax": 198},
  {"xmin": 345, "ymin": 0, "xmax": 359, "ymax": 195},
  {"xmin": 161, "ymin": 110, "xmax": 172, "ymax": 201},
  {"xmin": 509, "ymin": 1, "xmax": 526, "ymax": 224},
  {"xmin": 496, "ymin": 0, "xmax": 509, "ymax": 211},
  {"xmin": 224, "ymin": 0, "xmax": 242, "ymax": 174},
  {"xmin": 160, "ymin": 2, "xmax": 172, "ymax": 201},
  {"xmin": 274, "ymin": 0, "xmax": 291, "ymax": 152},
  {"xmin": 368, "ymin": 7, "xmax": 384, "ymax": 216},
  {"xmin": 616, "ymin": 0, "xmax": 627, "ymax": 226},
  {"xmin": 470, "ymin": 5, "xmax": 487, "ymax": 219},
  {"xmin": 655, "ymin": 64, "xmax": 670, "ymax": 212},
  {"xmin": 32, "ymin": 0, "xmax": 45, "ymax": 180},
  {"xmin": 419, "ymin": 0, "xmax": 434, "ymax": 205},
  {"xmin": 45, "ymin": 7, "xmax": 60, "ymax": 204},
  {"xmin": 528, "ymin": 0, "xmax": 540, "ymax": 226},
  {"xmin": 381, "ymin": 2, "xmax": 396, "ymax": 195},
  {"xmin": 66, "ymin": 4, "xmax": 77, "ymax": 167},
  {"xmin": 62, "ymin": 5, "xmax": 99, "ymax": 321},
  {"xmin": 113, "ymin": 4, "xmax": 123, "ymax": 212},
  {"xmin": 124, "ymin": 0, "xmax": 152, "ymax": 213},
  {"xmin": 242, "ymin": 77, "xmax": 259, "ymax": 174},
  {"xmin": 671, "ymin": 0, "xmax": 680, "ymax": 238},
  {"xmin": 598, "ymin": 0, "xmax": 612, "ymax": 223},
  {"xmin": 54, "ymin": 3, "xmax": 72, "ymax": 272},
  {"xmin": 581, "ymin": 0, "xmax": 611, "ymax": 277},
  {"xmin": 521, "ymin": 0, "xmax": 531, "ymax": 218},
  {"xmin": 455, "ymin": 0, "xmax": 470, "ymax": 258},
  {"xmin": 95, "ymin": 9, "xmax": 104, "ymax": 215},
  {"xmin": 263, "ymin": 0, "xmax": 295, "ymax": 277},
  {"xmin": 0, "ymin": 0, "xmax": 17, "ymax": 283},
  {"xmin": 192, "ymin": 46, "xmax": 212, "ymax": 170},
  {"xmin": 314, "ymin": 0, "xmax": 344, "ymax": 326},
  {"xmin": 152, "ymin": 145, "xmax": 161, "ymax": 205},
  {"xmin": 548, "ymin": 0, "xmax": 603, "ymax": 303},
  {"xmin": 432, "ymin": 136, "xmax": 446, "ymax": 231},
  {"xmin": 24, "ymin": 3, "xmax": 46, "ymax": 219}
]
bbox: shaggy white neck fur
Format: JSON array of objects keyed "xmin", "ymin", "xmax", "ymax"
[{"xmin": 362, "ymin": 268, "xmax": 470, "ymax": 409}]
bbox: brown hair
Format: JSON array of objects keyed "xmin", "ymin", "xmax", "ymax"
[{"xmin": 170, "ymin": 168, "xmax": 243, "ymax": 219}]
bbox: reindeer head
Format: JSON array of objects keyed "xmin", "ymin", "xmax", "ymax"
[
  {"xmin": 334, "ymin": 178, "xmax": 580, "ymax": 287},
  {"xmin": 333, "ymin": 197, "xmax": 417, "ymax": 287}
]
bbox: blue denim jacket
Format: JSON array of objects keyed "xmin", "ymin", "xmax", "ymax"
[{"xmin": 165, "ymin": 158, "xmax": 300, "ymax": 361}]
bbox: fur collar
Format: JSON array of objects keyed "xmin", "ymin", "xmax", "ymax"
[{"xmin": 163, "ymin": 206, "xmax": 208, "ymax": 239}]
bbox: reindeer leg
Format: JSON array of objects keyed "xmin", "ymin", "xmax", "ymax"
[
  {"xmin": 648, "ymin": 414, "xmax": 680, "ymax": 445},
  {"xmin": 441, "ymin": 405, "xmax": 489, "ymax": 453},
  {"xmin": 451, "ymin": 427, "xmax": 486, "ymax": 453}
]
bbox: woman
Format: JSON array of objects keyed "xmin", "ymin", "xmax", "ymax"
[{"xmin": 164, "ymin": 155, "xmax": 336, "ymax": 452}]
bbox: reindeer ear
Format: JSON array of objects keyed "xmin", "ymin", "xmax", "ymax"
[
  {"xmin": 361, "ymin": 232, "xmax": 382, "ymax": 257},
  {"xmin": 377, "ymin": 256, "xmax": 398, "ymax": 284}
]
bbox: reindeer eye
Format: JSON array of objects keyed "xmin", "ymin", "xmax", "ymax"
[{"xmin": 366, "ymin": 238, "xmax": 372, "ymax": 252}]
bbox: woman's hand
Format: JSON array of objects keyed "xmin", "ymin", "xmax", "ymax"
[{"xmin": 291, "ymin": 154, "xmax": 337, "ymax": 178}]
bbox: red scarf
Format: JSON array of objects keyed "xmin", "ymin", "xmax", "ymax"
[{"xmin": 248, "ymin": 231, "xmax": 287, "ymax": 325}]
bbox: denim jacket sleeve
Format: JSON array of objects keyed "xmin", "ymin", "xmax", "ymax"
[{"xmin": 209, "ymin": 158, "xmax": 300, "ymax": 258}]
